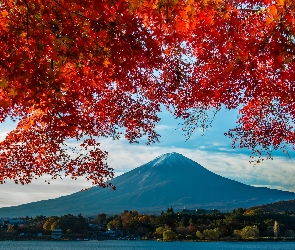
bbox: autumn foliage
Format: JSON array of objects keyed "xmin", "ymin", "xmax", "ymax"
[{"xmin": 0, "ymin": 0, "xmax": 295, "ymax": 185}]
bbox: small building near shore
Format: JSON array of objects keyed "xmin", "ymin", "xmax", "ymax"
[{"xmin": 51, "ymin": 229, "xmax": 63, "ymax": 239}]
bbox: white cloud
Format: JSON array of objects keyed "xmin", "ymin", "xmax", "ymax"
[
  {"xmin": 217, "ymin": 147, "xmax": 233, "ymax": 152},
  {"xmin": 0, "ymin": 132, "xmax": 7, "ymax": 141},
  {"xmin": 155, "ymin": 124, "xmax": 174, "ymax": 131},
  {"xmin": 0, "ymin": 177, "xmax": 91, "ymax": 208},
  {"xmin": 0, "ymin": 120, "xmax": 18, "ymax": 140}
]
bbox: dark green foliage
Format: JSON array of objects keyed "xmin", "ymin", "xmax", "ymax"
[
  {"xmin": 54, "ymin": 214, "xmax": 88, "ymax": 234},
  {"xmin": 2, "ymin": 205, "xmax": 295, "ymax": 241}
]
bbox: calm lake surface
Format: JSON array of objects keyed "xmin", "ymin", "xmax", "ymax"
[{"xmin": 0, "ymin": 241, "xmax": 295, "ymax": 250}]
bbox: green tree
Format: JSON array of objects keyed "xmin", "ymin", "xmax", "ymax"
[
  {"xmin": 233, "ymin": 229, "xmax": 242, "ymax": 239},
  {"xmin": 107, "ymin": 215, "xmax": 122, "ymax": 230},
  {"xmin": 240, "ymin": 226, "xmax": 259, "ymax": 240},
  {"xmin": 154, "ymin": 225, "xmax": 171, "ymax": 239},
  {"xmin": 196, "ymin": 230, "xmax": 203, "ymax": 240},
  {"xmin": 159, "ymin": 209, "xmax": 177, "ymax": 228},
  {"xmin": 54, "ymin": 214, "xmax": 88, "ymax": 234},
  {"xmin": 202, "ymin": 228, "xmax": 221, "ymax": 241},
  {"xmin": 224, "ymin": 210, "xmax": 246, "ymax": 234},
  {"xmin": 163, "ymin": 229, "xmax": 176, "ymax": 241},
  {"xmin": 178, "ymin": 217, "xmax": 188, "ymax": 227}
]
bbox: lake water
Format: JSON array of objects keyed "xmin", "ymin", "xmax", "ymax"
[{"xmin": 0, "ymin": 241, "xmax": 295, "ymax": 250}]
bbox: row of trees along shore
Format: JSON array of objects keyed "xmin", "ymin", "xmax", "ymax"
[{"xmin": 2, "ymin": 207, "xmax": 295, "ymax": 241}]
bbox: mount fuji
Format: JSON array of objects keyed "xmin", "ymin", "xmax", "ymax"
[{"xmin": 1, "ymin": 152, "xmax": 295, "ymax": 217}]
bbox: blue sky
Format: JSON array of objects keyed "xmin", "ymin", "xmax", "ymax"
[{"xmin": 0, "ymin": 107, "xmax": 295, "ymax": 208}]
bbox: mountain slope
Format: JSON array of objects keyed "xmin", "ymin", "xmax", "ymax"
[
  {"xmin": 248, "ymin": 199, "xmax": 295, "ymax": 214},
  {"xmin": 1, "ymin": 152, "xmax": 295, "ymax": 217}
]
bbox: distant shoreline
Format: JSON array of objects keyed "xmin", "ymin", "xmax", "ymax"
[{"xmin": 1, "ymin": 238, "xmax": 295, "ymax": 242}]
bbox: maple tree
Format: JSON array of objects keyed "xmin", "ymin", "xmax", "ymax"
[{"xmin": 0, "ymin": 0, "xmax": 295, "ymax": 186}]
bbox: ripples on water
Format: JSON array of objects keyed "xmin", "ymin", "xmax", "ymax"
[{"xmin": 0, "ymin": 241, "xmax": 295, "ymax": 250}]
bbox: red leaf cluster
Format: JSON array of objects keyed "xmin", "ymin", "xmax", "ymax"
[{"xmin": 1, "ymin": 0, "xmax": 295, "ymax": 185}]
